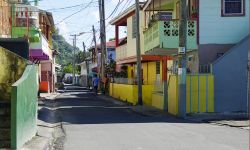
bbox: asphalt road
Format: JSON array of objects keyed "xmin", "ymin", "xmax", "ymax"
[{"xmin": 41, "ymin": 86, "xmax": 249, "ymax": 150}]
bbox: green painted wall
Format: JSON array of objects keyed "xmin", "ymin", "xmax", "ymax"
[
  {"xmin": 12, "ymin": 27, "xmax": 40, "ymax": 42},
  {"xmin": 0, "ymin": 47, "xmax": 26, "ymax": 101},
  {"xmin": 11, "ymin": 65, "xmax": 38, "ymax": 149}
]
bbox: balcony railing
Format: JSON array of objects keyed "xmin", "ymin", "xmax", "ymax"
[
  {"xmin": 116, "ymin": 44, "xmax": 127, "ymax": 60},
  {"xmin": 144, "ymin": 20, "xmax": 198, "ymax": 52}
]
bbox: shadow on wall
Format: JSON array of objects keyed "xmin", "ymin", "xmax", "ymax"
[{"xmin": 0, "ymin": 47, "xmax": 27, "ymax": 101}]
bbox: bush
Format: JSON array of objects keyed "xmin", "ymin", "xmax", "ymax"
[{"xmin": 55, "ymin": 82, "xmax": 64, "ymax": 90}]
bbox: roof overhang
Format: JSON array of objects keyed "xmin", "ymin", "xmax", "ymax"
[
  {"xmin": 110, "ymin": 2, "xmax": 145, "ymax": 26},
  {"xmin": 116, "ymin": 55, "xmax": 172, "ymax": 65},
  {"xmin": 0, "ymin": 38, "xmax": 29, "ymax": 59},
  {"xmin": 143, "ymin": 0, "xmax": 174, "ymax": 11},
  {"xmin": 39, "ymin": 10, "xmax": 55, "ymax": 31}
]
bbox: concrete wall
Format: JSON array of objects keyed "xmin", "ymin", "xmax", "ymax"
[
  {"xmin": 0, "ymin": 47, "xmax": 27, "ymax": 101},
  {"xmin": 152, "ymin": 93, "xmax": 164, "ymax": 110},
  {"xmin": 199, "ymin": 0, "xmax": 249, "ymax": 44},
  {"xmin": 213, "ymin": 36, "xmax": 249, "ymax": 112},
  {"xmin": 11, "ymin": 65, "xmax": 38, "ymax": 149},
  {"xmin": 109, "ymin": 83, "xmax": 153, "ymax": 106}
]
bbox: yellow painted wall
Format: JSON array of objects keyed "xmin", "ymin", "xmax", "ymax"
[
  {"xmin": 127, "ymin": 65, "xmax": 134, "ymax": 78},
  {"xmin": 109, "ymin": 83, "xmax": 153, "ymax": 106},
  {"xmin": 168, "ymin": 75, "xmax": 179, "ymax": 115},
  {"xmin": 152, "ymin": 93, "xmax": 164, "ymax": 110},
  {"xmin": 168, "ymin": 74, "xmax": 214, "ymax": 115},
  {"xmin": 147, "ymin": 62, "xmax": 157, "ymax": 84}
]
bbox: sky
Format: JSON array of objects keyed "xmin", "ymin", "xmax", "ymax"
[{"xmin": 38, "ymin": 0, "xmax": 135, "ymax": 50}]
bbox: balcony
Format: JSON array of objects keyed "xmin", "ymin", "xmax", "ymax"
[
  {"xmin": 144, "ymin": 20, "xmax": 198, "ymax": 54},
  {"xmin": 29, "ymin": 33, "xmax": 51, "ymax": 60},
  {"xmin": 12, "ymin": 27, "xmax": 40, "ymax": 42},
  {"xmin": 116, "ymin": 44, "xmax": 127, "ymax": 61}
]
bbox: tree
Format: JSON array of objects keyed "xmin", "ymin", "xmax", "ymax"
[{"xmin": 63, "ymin": 64, "xmax": 73, "ymax": 73}]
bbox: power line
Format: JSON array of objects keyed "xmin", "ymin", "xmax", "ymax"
[
  {"xmin": 46, "ymin": 1, "xmax": 98, "ymax": 11},
  {"xmin": 55, "ymin": 0, "xmax": 95, "ymax": 25}
]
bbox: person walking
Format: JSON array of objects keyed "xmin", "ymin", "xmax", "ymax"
[{"xmin": 92, "ymin": 74, "xmax": 100, "ymax": 95}]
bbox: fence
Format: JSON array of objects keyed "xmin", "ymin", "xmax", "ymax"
[
  {"xmin": 11, "ymin": 65, "xmax": 38, "ymax": 149},
  {"xmin": 168, "ymin": 74, "xmax": 214, "ymax": 115}
]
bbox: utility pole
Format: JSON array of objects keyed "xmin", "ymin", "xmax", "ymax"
[
  {"xmin": 72, "ymin": 35, "xmax": 76, "ymax": 85},
  {"xmin": 92, "ymin": 25, "xmax": 98, "ymax": 63},
  {"xmin": 178, "ymin": 0, "xmax": 188, "ymax": 118},
  {"xmin": 83, "ymin": 42, "xmax": 90, "ymax": 89},
  {"xmin": 247, "ymin": 48, "xmax": 250, "ymax": 114},
  {"xmin": 70, "ymin": 32, "xmax": 86, "ymax": 85},
  {"xmin": 98, "ymin": 0, "xmax": 107, "ymax": 78},
  {"xmin": 135, "ymin": 0, "xmax": 142, "ymax": 105}
]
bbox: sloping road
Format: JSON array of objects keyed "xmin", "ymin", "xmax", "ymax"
[{"xmin": 41, "ymin": 86, "xmax": 248, "ymax": 150}]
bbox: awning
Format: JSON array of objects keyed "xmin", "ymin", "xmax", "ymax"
[
  {"xmin": 0, "ymin": 38, "xmax": 29, "ymax": 59},
  {"xmin": 29, "ymin": 49, "xmax": 49, "ymax": 60},
  {"xmin": 116, "ymin": 55, "xmax": 173, "ymax": 65}
]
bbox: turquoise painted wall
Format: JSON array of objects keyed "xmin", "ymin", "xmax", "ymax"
[
  {"xmin": 199, "ymin": 0, "xmax": 249, "ymax": 44},
  {"xmin": 11, "ymin": 65, "xmax": 38, "ymax": 149}
]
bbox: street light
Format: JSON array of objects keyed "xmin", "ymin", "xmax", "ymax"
[{"xmin": 70, "ymin": 31, "xmax": 91, "ymax": 85}]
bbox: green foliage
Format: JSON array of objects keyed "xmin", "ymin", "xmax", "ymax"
[
  {"xmin": 105, "ymin": 60, "xmax": 128, "ymax": 78},
  {"xmin": 63, "ymin": 63, "xmax": 73, "ymax": 73},
  {"xmin": 105, "ymin": 59, "xmax": 116, "ymax": 77},
  {"xmin": 52, "ymin": 29, "xmax": 80, "ymax": 74}
]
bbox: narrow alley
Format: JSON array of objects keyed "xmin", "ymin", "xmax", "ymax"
[{"xmin": 38, "ymin": 85, "xmax": 248, "ymax": 150}]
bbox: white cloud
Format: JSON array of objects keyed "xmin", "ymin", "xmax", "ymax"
[
  {"xmin": 91, "ymin": 11, "xmax": 100, "ymax": 21},
  {"xmin": 57, "ymin": 21, "xmax": 70, "ymax": 42}
]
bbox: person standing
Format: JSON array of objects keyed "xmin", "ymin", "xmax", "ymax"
[{"xmin": 92, "ymin": 74, "xmax": 100, "ymax": 95}]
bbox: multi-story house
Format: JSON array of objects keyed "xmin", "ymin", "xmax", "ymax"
[
  {"xmin": 79, "ymin": 40, "xmax": 117, "ymax": 87},
  {"xmin": 143, "ymin": 0, "xmax": 249, "ymax": 113},
  {"xmin": 11, "ymin": 1, "xmax": 57, "ymax": 93},
  {"xmin": 0, "ymin": 1, "xmax": 40, "ymax": 149},
  {"xmin": 109, "ymin": 2, "xmax": 173, "ymax": 106}
]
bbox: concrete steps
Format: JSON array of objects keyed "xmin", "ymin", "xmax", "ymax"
[{"xmin": 0, "ymin": 101, "xmax": 11, "ymax": 149}]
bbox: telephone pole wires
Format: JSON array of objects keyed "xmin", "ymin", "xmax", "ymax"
[{"xmin": 135, "ymin": 0, "xmax": 143, "ymax": 105}]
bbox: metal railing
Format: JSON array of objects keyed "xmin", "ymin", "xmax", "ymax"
[{"xmin": 199, "ymin": 64, "xmax": 212, "ymax": 74}]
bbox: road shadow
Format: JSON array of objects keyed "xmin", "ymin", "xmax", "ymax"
[{"xmin": 38, "ymin": 89, "xmax": 198, "ymax": 125}]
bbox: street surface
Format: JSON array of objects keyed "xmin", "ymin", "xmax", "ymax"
[{"xmin": 39, "ymin": 86, "xmax": 249, "ymax": 150}]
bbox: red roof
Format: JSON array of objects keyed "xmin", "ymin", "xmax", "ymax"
[{"xmin": 91, "ymin": 38, "xmax": 126, "ymax": 50}]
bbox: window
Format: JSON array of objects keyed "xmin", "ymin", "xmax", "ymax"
[
  {"xmin": 156, "ymin": 61, "xmax": 160, "ymax": 74},
  {"xmin": 132, "ymin": 15, "xmax": 137, "ymax": 38},
  {"xmin": 222, "ymin": 0, "xmax": 245, "ymax": 16}
]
